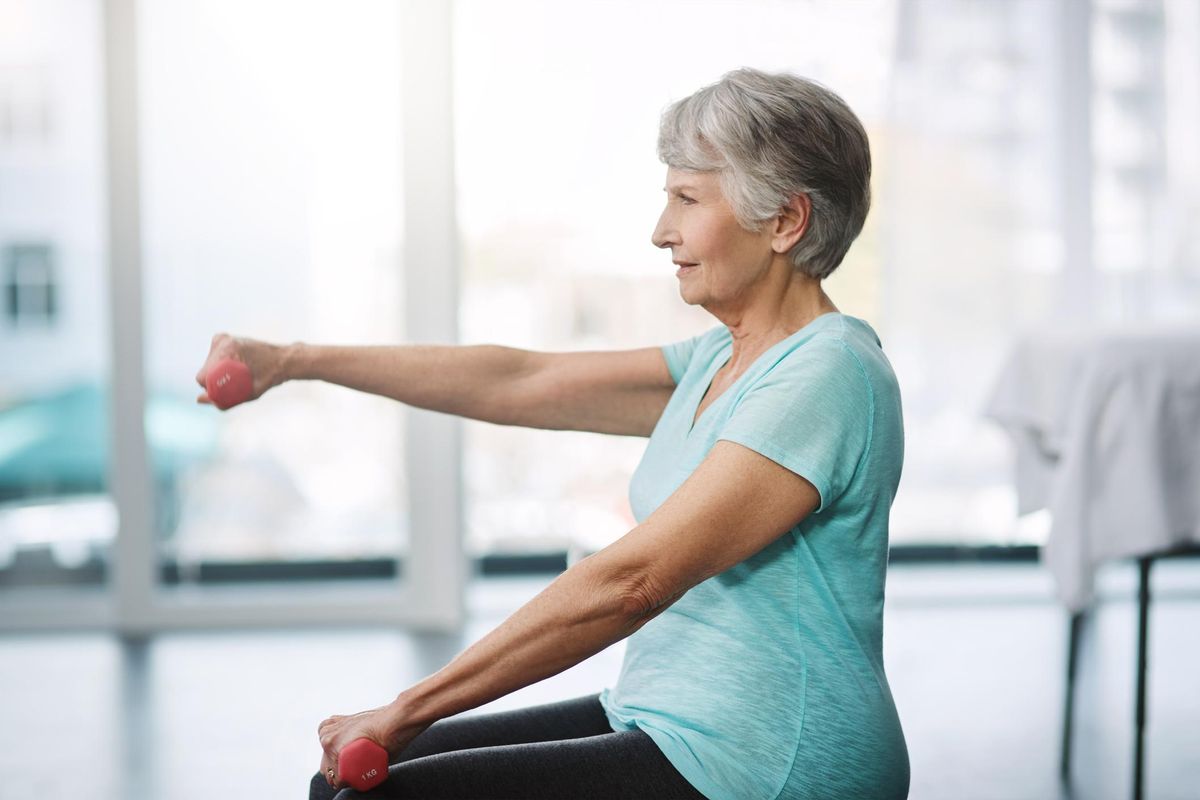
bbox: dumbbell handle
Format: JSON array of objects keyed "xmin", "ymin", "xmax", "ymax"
[{"xmin": 338, "ymin": 738, "xmax": 389, "ymax": 791}]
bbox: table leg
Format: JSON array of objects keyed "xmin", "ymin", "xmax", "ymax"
[
  {"xmin": 1061, "ymin": 609, "xmax": 1085, "ymax": 786},
  {"xmin": 1133, "ymin": 557, "xmax": 1152, "ymax": 800}
]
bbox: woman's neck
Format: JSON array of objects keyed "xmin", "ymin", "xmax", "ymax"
[{"xmin": 717, "ymin": 271, "xmax": 838, "ymax": 371}]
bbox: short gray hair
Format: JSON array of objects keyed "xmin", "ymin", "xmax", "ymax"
[{"xmin": 657, "ymin": 68, "xmax": 872, "ymax": 280}]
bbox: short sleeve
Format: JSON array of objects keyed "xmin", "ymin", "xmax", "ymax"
[
  {"xmin": 660, "ymin": 332, "xmax": 705, "ymax": 385},
  {"xmin": 717, "ymin": 338, "xmax": 874, "ymax": 513}
]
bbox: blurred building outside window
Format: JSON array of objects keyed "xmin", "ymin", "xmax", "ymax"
[{"xmin": 4, "ymin": 243, "xmax": 58, "ymax": 325}]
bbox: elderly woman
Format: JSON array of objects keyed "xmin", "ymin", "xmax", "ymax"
[{"xmin": 199, "ymin": 67, "xmax": 908, "ymax": 799}]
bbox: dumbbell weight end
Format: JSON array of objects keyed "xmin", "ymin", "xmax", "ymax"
[
  {"xmin": 338, "ymin": 738, "xmax": 389, "ymax": 791},
  {"xmin": 205, "ymin": 358, "xmax": 253, "ymax": 410}
]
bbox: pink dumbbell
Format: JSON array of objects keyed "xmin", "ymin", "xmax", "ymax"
[
  {"xmin": 338, "ymin": 738, "xmax": 389, "ymax": 791},
  {"xmin": 204, "ymin": 358, "xmax": 253, "ymax": 410}
]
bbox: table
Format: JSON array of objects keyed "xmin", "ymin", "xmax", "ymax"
[
  {"xmin": 984, "ymin": 324, "xmax": 1200, "ymax": 800},
  {"xmin": 985, "ymin": 325, "xmax": 1200, "ymax": 612}
]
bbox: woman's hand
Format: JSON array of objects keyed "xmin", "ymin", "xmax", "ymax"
[
  {"xmin": 317, "ymin": 700, "xmax": 433, "ymax": 792},
  {"xmin": 194, "ymin": 332, "xmax": 290, "ymax": 407}
]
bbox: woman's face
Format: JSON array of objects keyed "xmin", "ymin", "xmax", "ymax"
[{"xmin": 651, "ymin": 167, "xmax": 775, "ymax": 311}]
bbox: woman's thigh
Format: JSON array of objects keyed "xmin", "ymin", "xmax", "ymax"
[
  {"xmin": 321, "ymin": 728, "xmax": 707, "ymax": 799},
  {"xmin": 393, "ymin": 693, "xmax": 613, "ymax": 762},
  {"xmin": 310, "ymin": 693, "xmax": 647, "ymax": 800}
]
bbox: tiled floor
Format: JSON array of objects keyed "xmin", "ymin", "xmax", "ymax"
[{"xmin": 1, "ymin": 560, "xmax": 1198, "ymax": 800}]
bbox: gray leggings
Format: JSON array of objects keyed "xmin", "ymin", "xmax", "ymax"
[{"xmin": 307, "ymin": 692, "xmax": 708, "ymax": 799}]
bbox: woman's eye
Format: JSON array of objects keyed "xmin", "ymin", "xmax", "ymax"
[{"xmin": 679, "ymin": 196, "xmax": 695, "ymax": 205}]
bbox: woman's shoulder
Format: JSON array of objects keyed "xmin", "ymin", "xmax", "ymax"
[
  {"xmin": 808, "ymin": 314, "xmax": 895, "ymax": 374},
  {"xmin": 773, "ymin": 315, "xmax": 901, "ymax": 405}
]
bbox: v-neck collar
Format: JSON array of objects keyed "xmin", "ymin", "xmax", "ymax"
[
  {"xmin": 688, "ymin": 348, "xmax": 733, "ymax": 436},
  {"xmin": 685, "ymin": 312, "xmax": 844, "ymax": 437}
]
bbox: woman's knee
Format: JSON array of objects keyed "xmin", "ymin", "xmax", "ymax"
[
  {"xmin": 308, "ymin": 770, "xmax": 336, "ymax": 800},
  {"xmin": 308, "ymin": 771, "xmax": 367, "ymax": 800}
]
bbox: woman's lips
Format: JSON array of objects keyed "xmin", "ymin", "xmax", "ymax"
[{"xmin": 675, "ymin": 264, "xmax": 699, "ymax": 277}]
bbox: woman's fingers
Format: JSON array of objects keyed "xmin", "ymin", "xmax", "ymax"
[
  {"xmin": 320, "ymin": 754, "xmax": 339, "ymax": 789},
  {"xmin": 316, "ymin": 734, "xmax": 345, "ymax": 786},
  {"xmin": 196, "ymin": 332, "xmax": 238, "ymax": 388},
  {"xmin": 318, "ymin": 735, "xmax": 339, "ymax": 789},
  {"xmin": 318, "ymin": 715, "xmax": 346, "ymax": 789}
]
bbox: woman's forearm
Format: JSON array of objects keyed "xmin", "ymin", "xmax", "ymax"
[
  {"xmin": 282, "ymin": 342, "xmax": 540, "ymax": 425},
  {"xmin": 386, "ymin": 555, "xmax": 645, "ymax": 729}
]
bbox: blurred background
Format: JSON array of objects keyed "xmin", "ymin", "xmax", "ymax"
[{"xmin": 1, "ymin": 0, "xmax": 1198, "ymax": 798}]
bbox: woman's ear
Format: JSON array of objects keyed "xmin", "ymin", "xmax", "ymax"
[{"xmin": 772, "ymin": 193, "xmax": 811, "ymax": 254}]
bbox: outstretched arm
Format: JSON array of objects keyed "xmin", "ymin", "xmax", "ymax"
[{"xmin": 197, "ymin": 332, "xmax": 676, "ymax": 435}]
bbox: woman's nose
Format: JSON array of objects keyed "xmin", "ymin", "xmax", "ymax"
[{"xmin": 651, "ymin": 208, "xmax": 678, "ymax": 249}]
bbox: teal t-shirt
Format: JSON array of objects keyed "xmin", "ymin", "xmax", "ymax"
[{"xmin": 598, "ymin": 312, "xmax": 910, "ymax": 800}]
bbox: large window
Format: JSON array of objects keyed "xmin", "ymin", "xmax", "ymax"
[
  {"xmin": 2, "ymin": 0, "xmax": 463, "ymax": 632},
  {"xmin": 454, "ymin": 0, "xmax": 1199, "ymax": 558},
  {"xmin": 0, "ymin": 0, "xmax": 110, "ymax": 590},
  {"xmin": 452, "ymin": 0, "xmax": 1028, "ymax": 555},
  {"xmin": 138, "ymin": 0, "xmax": 409, "ymax": 585},
  {"xmin": 2, "ymin": 0, "xmax": 1196, "ymax": 623}
]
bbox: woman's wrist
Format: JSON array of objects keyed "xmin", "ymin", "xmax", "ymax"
[
  {"xmin": 389, "ymin": 682, "xmax": 440, "ymax": 730},
  {"xmin": 275, "ymin": 341, "xmax": 306, "ymax": 385},
  {"xmin": 381, "ymin": 689, "xmax": 438, "ymax": 751}
]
